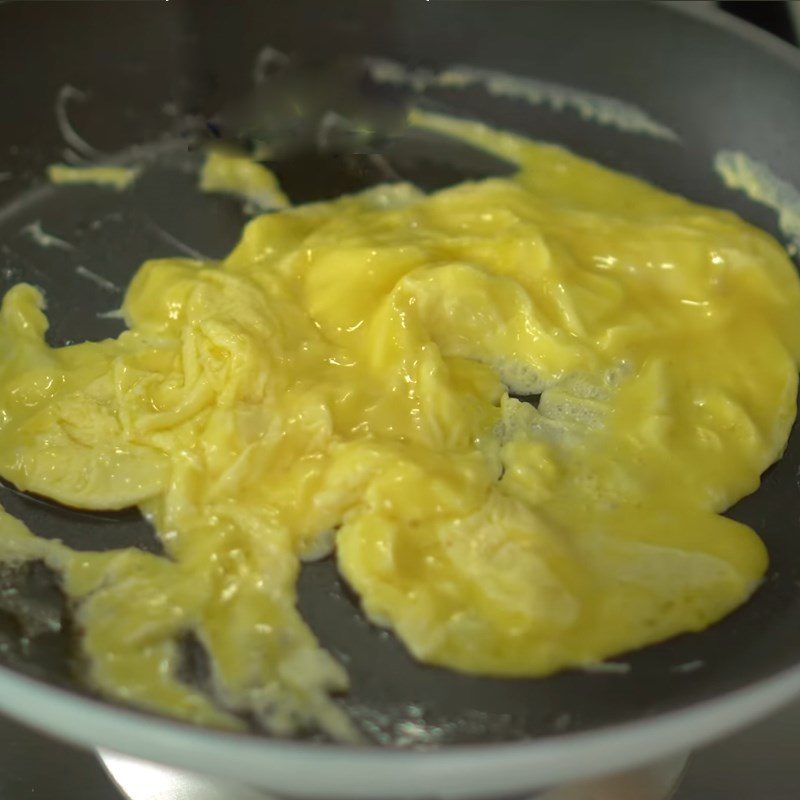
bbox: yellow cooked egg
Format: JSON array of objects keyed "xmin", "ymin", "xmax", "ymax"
[
  {"xmin": 200, "ymin": 148, "xmax": 290, "ymax": 211},
  {"xmin": 47, "ymin": 163, "xmax": 141, "ymax": 190},
  {"xmin": 1, "ymin": 113, "xmax": 799, "ymax": 739}
]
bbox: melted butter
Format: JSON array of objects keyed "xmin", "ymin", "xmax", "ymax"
[
  {"xmin": 2, "ymin": 115, "xmax": 800, "ymax": 737},
  {"xmin": 47, "ymin": 164, "xmax": 140, "ymax": 190}
]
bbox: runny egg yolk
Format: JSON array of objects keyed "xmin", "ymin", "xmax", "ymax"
[{"xmin": 1, "ymin": 112, "xmax": 799, "ymax": 740}]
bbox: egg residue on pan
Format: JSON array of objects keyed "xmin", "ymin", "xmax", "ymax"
[
  {"xmin": 1, "ymin": 112, "xmax": 800, "ymax": 740},
  {"xmin": 199, "ymin": 148, "xmax": 290, "ymax": 212},
  {"xmin": 47, "ymin": 163, "xmax": 140, "ymax": 190}
]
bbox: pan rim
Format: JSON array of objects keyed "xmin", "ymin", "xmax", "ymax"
[
  {"xmin": 0, "ymin": 656, "xmax": 799, "ymax": 797},
  {"xmin": 666, "ymin": 0, "xmax": 800, "ymax": 69}
]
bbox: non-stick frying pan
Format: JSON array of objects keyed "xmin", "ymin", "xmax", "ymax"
[{"xmin": 1, "ymin": 2, "xmax": 800, "ymax": 798}]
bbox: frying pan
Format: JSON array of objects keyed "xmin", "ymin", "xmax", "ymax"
[{"xmin": 1, "ymin": 1, "xmax": 800, "ymax": 798}]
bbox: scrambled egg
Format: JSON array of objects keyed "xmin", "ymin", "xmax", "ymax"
[
  {"xmin": 200, "ymin": 149, "xmax": 289, "ymax": 211},
  {"xmin": 2, "ymin": 113, "xmax": 800, "ymax": 739},
  {"xmin": 47, "ymin": 164, "xmax": 140, "ymax": 190}
]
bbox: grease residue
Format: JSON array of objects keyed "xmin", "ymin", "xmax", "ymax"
[
  {"xmin": 253, "ymin": 45, "xmax": 290, "ymax": 85},
  {"xmin": 96, "ymin": 308, "xmax": 125, "ymax": 320},
  {"xmin": 367, "ymin": 57, "xmax": 678, "ymax": 141},
  {"xmin": 579, "ymin": 662, "xmax": 631, "ymax": 675},
  {"xmin": 54, "ymin": 85, "xmax": 103, "ymax": 162},
  {"xmin": 715, "ymin": 151, "xmax": 800, "ymax": 252},
  {"xmin": 671, "ymin": 660, "xmax": 704, "ymax": 674},
  {"xmin": 21, "ymin": 221, "xmax": 73, "ymax": 251},
  {"xmin": 74, "ymin": 265, "xmax": 119, "ymax": 292}
]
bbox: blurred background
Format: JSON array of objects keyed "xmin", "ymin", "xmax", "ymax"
[{"xmin": 717, "ymin": 0, "xmax": 799, "ymax": 44}]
